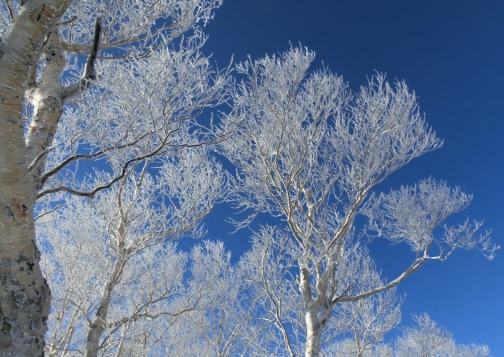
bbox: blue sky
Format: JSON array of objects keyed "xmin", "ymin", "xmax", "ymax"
[{"xmin": 198, "ymin": 0, "xmax": 504, "ymax": 354}]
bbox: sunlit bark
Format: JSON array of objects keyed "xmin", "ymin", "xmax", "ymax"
[{"xmin": 0, "ymin": 1, "xmax": 71, "ymax": 355}]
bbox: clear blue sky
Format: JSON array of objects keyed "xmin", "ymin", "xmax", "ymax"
[{"xmin": 198, "ymin": 0, "xmax": 504, "ymax": 353}]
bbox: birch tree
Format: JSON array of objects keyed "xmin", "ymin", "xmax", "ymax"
[
  {"xmin": 220, "ymin": 46, "xmax": 498, "ymax": 357},
  {"xmin": 323, "ymin": 314, "xmax": 493, "ymax": 357},
  {"xmin": 150, "ymin": 241, "xmax": 261, "ymax": 357},
  {"xmin": 327, "ymin": 254, "xmax": 401, "ymax": 357},
  {"xmin": 238, "ymin": 227, "xmax": 308, "ymax": 357},
  {"xmin": 238, "ymin": 226, "xmax": 401, "ymax": 357},
  {"xmin": 37, "ymin": 148, "xmax": 228, "ymax": 356},
  {"xmin": 392, "ymin": 314, "xmax": 492, "ymax": 357},
  {"xmin": 0, "ymin": 0, "xmax": 226, "ymax": 355}
]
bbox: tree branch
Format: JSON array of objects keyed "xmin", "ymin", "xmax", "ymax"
[
  {"xmin": 28, "ymin": 146, "xmax": 55, "ymax": 174},
  {"xmin": 62, "ymin": 16, "xmax": 102, "ymax": 100},
  {"xmin": 336, "ymin": 257, "xmax": 427, "ymax": 303},
  {"xmin": 5, "ymin": 0, "xmax": 15, "ymax": 20}
]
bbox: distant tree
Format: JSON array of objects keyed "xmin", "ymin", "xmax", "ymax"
[
  {"xmin": 323, "ymin": 314, "xmax": 492, "ymax": 357},
  {"xmin": 0, "ymin": 1, "xmax": 227, "ymax": 355},
  {"xmin": 394, "ymin": 314, "xmax": 453, "ymax": 357},
  {"xmin": 220, "ymin": 46, "xmax": 498, "ymax": 357},
  {"xmin": 392, "ymin": 314, "xmax": 492, "ymax": 357}
]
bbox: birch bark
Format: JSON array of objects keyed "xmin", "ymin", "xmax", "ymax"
[
  {"xmin": 0, "ymin": 1, "xmax": 70, "ymax": 355},
  {"xmin": 25, "ymin": 32, "xmax": 65, "ymax": 189}
]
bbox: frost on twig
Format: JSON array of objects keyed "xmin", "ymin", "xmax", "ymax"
[{"xmin": 220, "ymin": 46, "xmax": 498, "ymax": 357}]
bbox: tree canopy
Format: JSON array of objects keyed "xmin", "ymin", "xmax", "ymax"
[{"xmin": 0, "ymin": 2, "xmax": 498, "ymax": 356}]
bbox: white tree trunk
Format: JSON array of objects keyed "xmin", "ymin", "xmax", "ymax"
[
  {"xmin": 0, "ymin": 1, "xmax": 70, "ymax": 355},
  {"xmin": 299, "ymin": 265, "xmax": 334, "ymax": 357},
  {"xmin": 25, "ymin": 33, "xmax": 65, "ymax": 188},
  {"xmin": 304, "ymin": 306, "xmax": 322, "ymax": 357},
  {"xmin": 84, "ymin": 253, "xmax": 126, "ymax": 357},
  {"xmin": 299, "ymin": 267, "xmax": 322, "ymax": 357}
]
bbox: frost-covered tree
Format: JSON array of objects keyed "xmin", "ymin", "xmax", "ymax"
[
  {"xmin": 329, "ymin": 314, "xmax": 493, "ymax": 357},
  {"xmin": 220, "ymin": 46, "xmax": 498, "ymax": 357},
  {"xmin": 323, "ymin": 314, "xmax": 492, "ymax": 357},
  {"xmin": 151, "ymin": 241, "xmax": 262, "ymax": 357},
  {"xmin": 0, "ymin": 0, "xmax": 228, "ymax": 354},
  {"xmin": 37, "ymin": 148, "xmax": 228, "ymax": 356},
  {"xmin": 328, "ymin": 256, "xmax": 402, "ymax": 357},
  {"xmin": 238, "ymin": 227, "xmax": 308, "ymax": 357},
  {"xmin": 392, "ymin": 314, "xmax": 492, "ymax": 357},
  {"xmin": 237, "ymin": 226, "xmax": 401, "ymax": 357}
]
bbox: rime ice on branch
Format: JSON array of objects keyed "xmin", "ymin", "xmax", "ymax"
[
  {"xmin": 220, "ymin": 46, "xmax": 498, "ymax": 357},
  {"xmin": 0, "ymin": 1, "xmax": 226, "ymax": 355}
]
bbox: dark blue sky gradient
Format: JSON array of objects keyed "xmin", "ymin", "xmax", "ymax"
[{"xmin": 198, "ymin": 1, "xmax": 504, "ymax": 353}]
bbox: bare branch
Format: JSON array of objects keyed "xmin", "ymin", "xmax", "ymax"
[
  {"xmin": 62, "ymin": 16, "xmax": 102, "ymax": 100},
  {"xmin": 28, "ymin": 146, "xmax": 55, "ymax": 174},
  {"xmin": 4, "ymin": 0, "xmax": 14, "ymax": 20}
]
